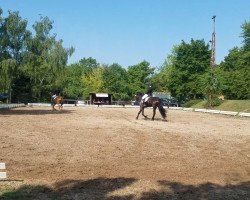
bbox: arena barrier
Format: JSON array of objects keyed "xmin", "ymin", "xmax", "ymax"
[
  {"xmin": 0, "ymin": 163, "xmax": 6, "ymax": 179},
  {"xmin": 24, "ymin": 103, "xmax": 250, "ymax": 117},
  {"xmin": 196, "ymin": 109, "xmax": 249, "ymax": 117},
  {"xmin": 0, "ymin": 103, "xmax": 25, "ymax": 110}
]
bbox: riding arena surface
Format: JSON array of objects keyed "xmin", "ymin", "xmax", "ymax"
[{"xmin": 0, "ymin": 106, "xmax": 249, "ymax": 199}]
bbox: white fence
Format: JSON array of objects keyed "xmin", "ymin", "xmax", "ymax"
[
  {"xmin": 0, "ymin": 103, "xmax": 25, "ymax": 110},
  {"xmin": 0, "ymin": 163, "xmax": 6, "ymax": 179},
  {"xmin": 167, "ymin": 106, "xmax": 250, "ymax": 117},
  {"xmin": 1, "ymin": 103, "xmax": 249, "ymax": 117}
]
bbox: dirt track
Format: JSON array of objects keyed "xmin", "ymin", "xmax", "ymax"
[{"xmin": 0, "ymin": 106, "xmax": 250, "ymax": 199}]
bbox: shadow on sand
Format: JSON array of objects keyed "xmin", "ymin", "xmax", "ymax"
[
  {"xmin": 0, "ymin": 178, "xmax": 249, "ymax": 200},
  {"xmin": 0, "ymin": 108, "xmax": 73, "ymax": 116}
]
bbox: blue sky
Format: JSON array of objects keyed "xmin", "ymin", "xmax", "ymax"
[{"xmin": 0, "ymin": 0, "xmax": 249, "ymax": 68}]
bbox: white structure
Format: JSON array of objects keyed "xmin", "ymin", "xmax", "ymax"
[{"xmin": 0, "ymin": 163, "xmax": 6, "ymax": 179}]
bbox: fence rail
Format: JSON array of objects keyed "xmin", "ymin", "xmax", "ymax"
[
  {"xmin": 1, "ymin": 103, "xmax": 249, "ymax": 117},
  {"xmin": 0, "ymin": 103, "xmax": 25, "ymax": 110}
]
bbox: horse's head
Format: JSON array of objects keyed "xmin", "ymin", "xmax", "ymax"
[{"xmin": 135, "ymin": 92, "xmax": 143, "ymax": 102}]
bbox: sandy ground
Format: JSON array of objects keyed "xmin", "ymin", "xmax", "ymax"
[{"xmin": 0, "ymin": 106, "xmax": 250, "ymax": 199}]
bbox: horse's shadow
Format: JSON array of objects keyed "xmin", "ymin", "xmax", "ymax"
[{"xmin": 142, "ymin": 117, "xmax": 167, "ymax": 122}]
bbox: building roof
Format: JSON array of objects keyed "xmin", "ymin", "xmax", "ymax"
[{"xmin": 95, "ymin": 93, "xmax": 109, "ymax": 97}]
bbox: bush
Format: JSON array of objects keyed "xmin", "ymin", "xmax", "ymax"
[
  {"xmin": 184, "ymin": 99, "xmax": 203, "ymax": 107},
  {"xmin": 205, "ymin": 98, "xmax": 223, "ymax": 108}
]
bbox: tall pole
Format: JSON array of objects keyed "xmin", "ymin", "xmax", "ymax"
[
  {"xmin": 210, "ymin": 15, "xmax": 216, "ymax": 68},
  {"xmin": 208, "ymin": 15, "xmax": 216, "ymax": 107}
]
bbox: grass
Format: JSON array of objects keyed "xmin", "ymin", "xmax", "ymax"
[{"xmin": 190, "ymin": 100, "xmax": 250, "ymax": 112}]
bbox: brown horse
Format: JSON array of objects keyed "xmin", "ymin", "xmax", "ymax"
[
  {"xmin": 52, "ymin": 96, "xmax": 64, "ymax": 111},
  {"xmin": 135, "ymin": 93, "xmax": 167, "ymax": 121}
]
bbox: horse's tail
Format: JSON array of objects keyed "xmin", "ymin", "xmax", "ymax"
[
  {"xmin": 158, "ymin": 99, "xmax": 167, "ymax": 119},
  {"xmin": 159, "ymin": 105, "xmax": 166, "ymax": 119}
]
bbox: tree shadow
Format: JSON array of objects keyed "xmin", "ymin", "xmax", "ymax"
[
  {"xmin": 0, "ymin": 179, "xmax": 249, "ymax": 200},
  {"xmin": 0, "ymin": 108, "xmax": 73, "ymax": 116},
  {"xmin": 0, "ymin": 177, "xmax": 250, "ymax": 200},
  {"xmin": 0, "ymin": 177, "xmax": 136, "ymax": 200},
  {"xmin": 141, "ymin": 180, "xmax": 250, "ymax": 200}
]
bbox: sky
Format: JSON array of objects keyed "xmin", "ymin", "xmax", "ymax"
[{"xmin": 0, "ymin": 0, "xmax": 249, "ymax": 68}]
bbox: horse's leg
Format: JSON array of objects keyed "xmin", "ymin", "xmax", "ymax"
[
  {"xmin": 60, "ymin": 102, "xmax": 63, "ymax": 110},
  {"xmin": 152, "ymin": 106, "xmax": 156, "ymax": 120},
  {"xmin": 140, "ymin": 103, "xmax": 148, "ymax": 118},
  {"xmin": 141, "ymin": 106, "xmax": 148, "ymax": 118},
  {"xmin": 136, "ymin": 108, "xmax": 142, "ymax": 119},
  {"xmin": 136, "ymin": 107, "xmax": 143, "ymax": 119}
]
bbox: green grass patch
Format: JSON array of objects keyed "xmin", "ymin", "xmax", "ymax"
[
  {"xmin": 190, "ymin": 100, "xmax": 250, "ymax": 112},
  {"xmin": 214, "ymin": 100, "xmax": 250, "ymax": 112},
  {"xmin": 0, "ymin": 184, "xmax": 56, "ymax": 200},
  {"xmin": 183, "ymin": 99, "xmax": 203, "ymax": 107}
]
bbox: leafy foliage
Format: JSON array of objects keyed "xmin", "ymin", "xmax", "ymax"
[
  {"xmin": 103, "ymin": 63, "xmax": 130, "ymax": 100},
  {"xmin": 127, "ymin": 61, "xmax": 155, "ymax": 96},
  {"xmin": 0, "ymin": 6, "xmax": 249, "ymax": 103},
  {"xmin": 218, "ymin": 47, "xmax": 250, "ymax": 99},
  {"xmin": 165, "ymin": 39, "xmax": 210, "ymax": 101}
]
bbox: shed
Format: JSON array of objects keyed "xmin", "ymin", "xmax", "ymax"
[{"xmin": 89, "ymin": 93, "xmax": 112, "ymax": 105}]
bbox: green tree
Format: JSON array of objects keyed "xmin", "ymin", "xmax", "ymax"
[
  {"xmin": 63, "ymin": 57, "xmax": 99, "ymax": 99},
  {"xmin": 127, "ymin": 61, "xmax": 155, "ymax": 97},
  {"xmin": 0, "ymin": 10, "xmax": 30, "ymax": 102},
  {"xmin": 79, "ymin": 57, "xmax": 99, "ymax": 75},
  {"xmin": 241, "ymin": 21, "xmax": 250, "ymax": 51},
  {"xmin": 218, "ymin": 47, "xmax": 250, "ymax": 99},
  {"xmin": 165, "ymin": 39, "xmax": 210, "ymax": 100},
  {"xmin": 23, "ymin": 16, "xmax": 73, "ymax": 101},
  {"xmin": 63, "ymin": 63, "xmax": 85, "ymax": 98},
  {"xmin": 81, "ymin": 66, "xmax": 105, "ymax": 99},
  {"xmin": 151, "ymin": 58, "xmax": 173, "ymax": 93},
  {"xmin": 217, "ymin": 21, "xmax": 250, "ymax": 100},
  {"xmin": 103, "ymin": 63, "xmax": 130, "ymax": 100}
]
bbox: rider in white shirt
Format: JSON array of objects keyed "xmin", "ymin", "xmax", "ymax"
[
  {"xmin": 51, "ymin": 89, "xmax": 61, "ymax": 102},
  {"xmin": 142, "ymin": 85, "xmax": 153, "ymax": 104}
]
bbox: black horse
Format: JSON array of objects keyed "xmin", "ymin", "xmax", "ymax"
[{"xmin": 135, "ymin": 93, "xmax": 167, "ymax": 121}]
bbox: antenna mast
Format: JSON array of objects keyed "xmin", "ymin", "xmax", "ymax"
[{"xmin": 210, "ymin": 15, "xmax": 216, "ymax": 68}]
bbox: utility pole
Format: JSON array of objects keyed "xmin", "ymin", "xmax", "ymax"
[
  {"xmin": 208, "ymin": 15, "xmax": 216, "ymax": 107},
  {"xmin": 210, "ymin": 15, "xmax": 216, "ymax": 68}
]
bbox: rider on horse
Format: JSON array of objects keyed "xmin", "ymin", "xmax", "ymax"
[
  {"xmin": 141, "ymin": 85, "xmax": 153, "ymax": 104},
  {"xmin": 51, "ymin": 89, "xmax": 61, "ymax": 103}
]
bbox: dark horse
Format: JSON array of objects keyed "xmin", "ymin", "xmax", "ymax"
[
  {"xmin": 51, "ymin": 96, "xmax": 64, "ymax": 111},
  {"xmin": 135, "ymin": 93, "xmax": 167, "ymax": 121}
]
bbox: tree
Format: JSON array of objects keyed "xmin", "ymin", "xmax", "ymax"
[
  {"xmin": 165, "ymin": 39, "xmax": 210, "ymax": 101},
  {"xmin": 23, "ymin": 16, "xmax": 73, "ymax": 101},
  {"xmin": 241, "ymin": 21, "xmax": 250, "ymax": 51},
  {"xmin": 151, "ymin": 58, "xmax": 172, "ymax": 93},
  {"xmin": 63, "ymin": 63, "xmax": 85, "ymax": 98},
  {"xmin": 79, "ymin": 57, "xmax": 99, "ymax": 75},
  {"xmin": 217, "ymin": 21, "xmax": 250, "ymax": 100},
  {"xmin": 218, "ymin": 47, "xmax": 250, "ymax": 99},
  {"xmin": 81, "ymin": 66, "xmax": 105, "ymax": 99},
  {"xmin": 103, "ymin": 63, "xmax": 130, "ymax": 100},
  {"xmin": 127, "ymin": 61, "xmax": 155, "ymax": 97},
  {"xmin": 0, "ymin": 10, "xmax": 30, "ymax": 102}
]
